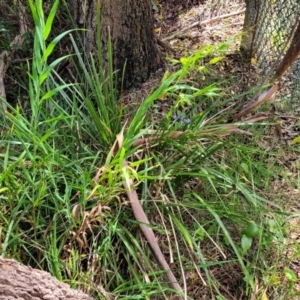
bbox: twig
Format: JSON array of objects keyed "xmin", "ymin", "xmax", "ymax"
[
  {"xmin": 157, "ymin": 38, "xmax": 176, "ymax": 53},
  {"xmin": 163, "ymin": 9, "xmax": 246, "ymax": 42}
]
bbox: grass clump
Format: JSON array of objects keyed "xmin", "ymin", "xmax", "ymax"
[{"xmin": 0, "ymin": 1, "xmax": 297, "ymax": 299}]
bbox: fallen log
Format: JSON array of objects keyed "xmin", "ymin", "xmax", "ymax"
[{"xmin": 0, "ymin": 256, "xmax": 93, "ymax": 300}]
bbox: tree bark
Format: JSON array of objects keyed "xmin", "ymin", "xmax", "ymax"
[
  {"xmin": 67, "ymin": 0, "xmax": 163, "ymax": 89},
  {"xmin": 240, "ymin": 0, "xmax": 259, "ymax": 55},
  {"xmin": 0, "ymin": 257, "xmax": 93, "ymax": 300}
]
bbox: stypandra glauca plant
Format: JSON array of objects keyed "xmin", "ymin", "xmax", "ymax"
[
  {"xmin": 0, "ymin": 1, "xmax": 285, "ymax": 299},
  {"xmin": 120, "ymin": 43, "xmax": 282, "ymax": 298}
]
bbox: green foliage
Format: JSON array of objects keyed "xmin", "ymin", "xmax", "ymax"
[{"xmin": 0, "ymin": 1, "xmax": 294, "ymax": 300}]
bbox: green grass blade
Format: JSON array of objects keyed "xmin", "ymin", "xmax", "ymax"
[{"xmin": 44, "ymin": 0, "xmax": 60, "ymax": 41}]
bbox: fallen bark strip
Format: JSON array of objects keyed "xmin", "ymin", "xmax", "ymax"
[
  {"xmin": 122, "ymin": 161, "xmax": 184, "ymax": 297},
  {"xmin": 115, "ymin": 132, "xmax": 184, "ymax": 299},
  {"xmin": 232, "ymin": 83, "xmax": 281, "ymax": 120},
  {"xmin": 163, "ymin": 9, "xmax": 246, "ymax": 42}
]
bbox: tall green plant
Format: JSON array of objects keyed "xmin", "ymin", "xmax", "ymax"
[{"xmin": 27, "ymin": 0, "xmax": 73, "ymax": 122}]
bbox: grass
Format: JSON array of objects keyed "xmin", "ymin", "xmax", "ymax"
[{"xmin": 0, "ymin": 0, "xmax": 299, "ymax": 299}]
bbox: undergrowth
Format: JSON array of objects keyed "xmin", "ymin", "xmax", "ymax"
[{"xmin": 0, "ymin": 1, "xmax": 298, "ymax": 299}]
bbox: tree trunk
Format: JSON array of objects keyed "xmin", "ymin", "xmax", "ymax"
[
  {"xmin": 67, "ymin": 0, "xmax": 163, "ymax": 89},
  {"xmin": 0, "ymin": 256, "xmax": 93, "ymax": 300},
  {"xmin": 240, "ymin": 0, "xmax": 259, "ymax": 55}
]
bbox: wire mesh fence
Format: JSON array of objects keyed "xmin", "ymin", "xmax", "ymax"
[{"xmin": 243, "ymin": 0, "xmax": 300, "ymax": 110}]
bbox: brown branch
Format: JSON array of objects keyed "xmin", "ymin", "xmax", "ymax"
[{"xmin": 157, "ymin": 38, "xmax": 176, "ymax": 53}]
